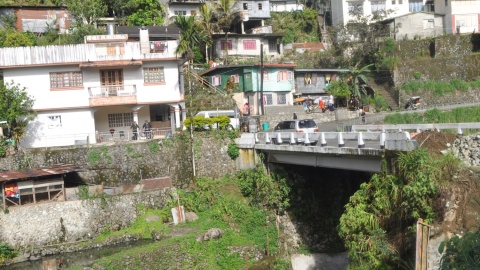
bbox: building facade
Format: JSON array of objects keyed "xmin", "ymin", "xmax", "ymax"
[
  {"xmin": 330, "ymin": 0, "xmax": 434, "ymax": 27},
  {"xmin": 200, "ymin": 63, "xmax": 296, "ymax": 114},
  {"xmin": 0, "ymin": 28, "xmax": 186, "ymax": 148},
  {"xmin": 434, "ymin": 0, "xmax": 480, "ymax": 34},
  {"xmin": 294, "ymin": 69, "xmax": 347, "ymax": 96}
]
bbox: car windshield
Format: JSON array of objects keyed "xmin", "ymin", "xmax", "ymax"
[{"xmin": 299, "ymin": 120, "xmax": 316, "ymax": 128}]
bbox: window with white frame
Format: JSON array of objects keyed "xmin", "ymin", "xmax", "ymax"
[
  {"xmin": 348, "ymin": 1, "xmax": 363, "ymax": 16},
  {"xmin": 277, "ymin": 94, "xmax": 286, "ymax": 104},
  {"xmin": 243, "ymin": 40, "xmax": 256, "ymax": 50},
  {"xmin": 409, "ymin": 0, "xmax": 423, "ymax": 12},
  {"xmin": 50, "ymin": 71, "xmax": 83, "ymax": 88},
  {"xmin": 48, "ymin": 115, "xmax": 62, "ymax": 129},
  {"xmin": 258, "ymin": 3, "xmax": 263, "ymax": 10},
  {"xmin": 108, "ymin": 112, "xmax": 133, "ymax": 128},
  {"xmin": 263, "ymin": 69, "xmax": 269, "ymax": 80},
  {"xmin": 263, "ymin": 94, "xmax": 273, "ymax": 105},
  {"xmin": 371, "ymin": 1, "xmax": 386, "ymax": 13},
  {"xmin": 230, "ymin": 74, "xmax": 239, "ymax": 83},
  {"xmin": 144, "ymin": 67, "xmax": 165, "ymax": 83},
  {"xmin": 392, "ymin": 0, "xmax": 395, "ymax": 4},
  {"xmin": 211, "ymin": 76, "xmax": 221, "ymax": 86},
  {"xmin": 277, "ymin": 71, "xmax": 292, "ymax": 81},
  {"xmin": 174, "ymin": 10, "xmax": 187, "ymax": 16}
]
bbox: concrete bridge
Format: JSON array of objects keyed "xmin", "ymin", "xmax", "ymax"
[{"xmin": 236, "ymin": 123, "xmax": 480, "ymax": 173}]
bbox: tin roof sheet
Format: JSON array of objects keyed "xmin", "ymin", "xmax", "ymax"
[{"xmin": 0, "ymin": 164, "xmax": 83, "ymax": 182}]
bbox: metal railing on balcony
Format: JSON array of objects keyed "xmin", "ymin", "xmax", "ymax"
[{"xmin": 88, "ymin": 85, "xmax": 137, "ymax": 98}]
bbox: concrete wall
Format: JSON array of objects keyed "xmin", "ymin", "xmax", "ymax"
[
  {"xmin": 0, "ymin": 188, "xmax": 175, "ymax": 252},
  {"xmin": 0, "ymin": 136, "xmax": 236, "ymax": 188}
]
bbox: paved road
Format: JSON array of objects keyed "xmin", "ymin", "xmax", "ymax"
[{"xmin": 319, "ymin": 102, "xmax": 480, "ymax": 132}]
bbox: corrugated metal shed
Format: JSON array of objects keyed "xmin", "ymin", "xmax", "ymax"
[{"xmin": 0, "ymin": 164, "xmax": 83, "ymax": 182}]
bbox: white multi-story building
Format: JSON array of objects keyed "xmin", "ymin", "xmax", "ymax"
[
  {"xmin": 330, "ymin": 0, "xmax": 479, "ymax": 35},
  {"xmin": 0, "ymin": 27, "xmax": 187, "ymax": 148},
  {"xmin": 434, "ymin": 0, "xmax": 480, "ymax": 34},
  {"xmin": 331, "ymin": 0, "xmax": 434, "ymax": 27}
]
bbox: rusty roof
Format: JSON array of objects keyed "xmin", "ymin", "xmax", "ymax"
[{"xmin": 0, "ymin": 164, "xmax": 83, "ymax": 182}]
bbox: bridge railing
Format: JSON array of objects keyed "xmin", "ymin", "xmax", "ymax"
[
  {"xmin": 250, "ymin": 131, "xmax": 417, "ymax": 151},
  {"xmin": 352, "ymin": 122, "xmax": 480, "ymax": 135}
]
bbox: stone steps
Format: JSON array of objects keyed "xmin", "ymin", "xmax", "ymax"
[{"xmin": 367, "ymin": 78, "xmax": 399, "ymax": 111}]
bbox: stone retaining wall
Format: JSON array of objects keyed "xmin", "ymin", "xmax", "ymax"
[
  {"xmin": 0, "ymin": 188, "xmax": 175, "ymax": 257},
  {"xmin": 0, "ymin": 135, "xmax": 236, "ymax": 188}
]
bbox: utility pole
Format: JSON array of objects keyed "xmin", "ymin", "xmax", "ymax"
[{"xmin": 260, "ymin": 43, "xmax": 264, "ymax": 115}]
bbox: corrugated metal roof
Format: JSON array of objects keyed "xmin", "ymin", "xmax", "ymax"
[{"xmin": 0, "ymin": 164, "xmax": 83, "ymax": 182}]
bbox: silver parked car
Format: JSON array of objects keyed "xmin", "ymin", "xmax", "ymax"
[{"xmin": 272, "ymin": 119, "xmax": 319, "ymax": 145}]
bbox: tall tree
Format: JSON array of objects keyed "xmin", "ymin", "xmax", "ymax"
[
  {"xmin": 64, "ymin": 0, "xmax": 107, "ymax": 26},
  {"xmin": 125, "ymin": 0, "xmax": 165, "ymax": 26},
  {"xmin": 328, "ymin": 5, "xmax": 393, "ymax": 68},
  {"xmin": 214, "ymin": 0, "xmax": 242, "ymax": 65},
  {"xmin": 347, "ymin": 63, "xmax": 374, "ymax": 97},
  {"xmin": 174, "ymin": 15, "xmax": 206, "ymax": 62},
  {"xmin": 198, "ymin": 3, "xmax": 215, "ymax": 62},
  {"xmin": 0, "ymin": 81, "xmax": 36, "ymax": 150}
]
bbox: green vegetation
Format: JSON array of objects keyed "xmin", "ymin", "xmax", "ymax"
[
  {"xmin": 439, "ymin": 230, "xmax": 480, "ymax": 269},
  {"xmin": 0, "ymin": 242, "xmax": 17, "ymax": 265},
  {"xmin": 268, "ymin": 9, "xmax": 319, "ymax": 44},
  {"xmin": 87, "ymin": 146, "xmax": 112, "ymax": 166},
  {"xmin": 0, "ymin": 81, "xmax": 36, "ymax": 150},
  {"xmin": 339, "ymin": 150, "xmax": 442, "ymax": 269},
  {"xmin": 183, "ymin": 115, "xmax": 232, "ymax": 130},
  {"xmin": 90, "ymin": 173, "xmax": 283, "ymax": 269},
  {"xmin": 401, "ymin": 80, "xmax": 480, "ymax": 95},
  {"xmin": 227, "ymin": 141, "xmax": 239, "ymax": 160},
  {"xmin": 384, "ymin": 107, "xmax": 480, "ymax": 125}
]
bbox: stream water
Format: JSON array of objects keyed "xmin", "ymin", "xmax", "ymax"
[{"xmin": 1, "ymin": 240, "xmax": 154, "ymax": 270}]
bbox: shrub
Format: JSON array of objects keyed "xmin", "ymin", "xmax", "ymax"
[
  {"xmin": 439, "ymin": 230, "xmax": 480, "ymax": 269},
  {"xmin": 0, "ymin": 242, "xmax": 17, "ymax": 264},
  {"xmin": 227, "ymin": 141, "xmax": 239, "ymax": 160}
]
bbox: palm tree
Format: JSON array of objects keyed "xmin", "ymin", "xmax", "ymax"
[
  {"xmin": 198, "ymin": 3, "xmax": 215, "ymax": 62},
  {"xmin": 174, "ymin": 16, "xmax": 207, "ymax": 63},
  {"xmin": 347, "ymin": 63, "xmax": 374, "ymax": 97},
  {"xmin": 214, "ymin": 0, "xmax": 242, "ymax": 65}
]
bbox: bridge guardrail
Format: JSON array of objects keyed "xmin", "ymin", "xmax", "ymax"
[
  {"xmin": 247, "ymin": 131, "xmax": 418, "ymax": 151},
  {"xmin": 352, "ymin": 122, "xmax": 480, "ymax": 134}
]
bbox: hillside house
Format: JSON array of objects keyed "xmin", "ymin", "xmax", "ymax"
[
  {"xmin": 329, "ymin": 0, "xmax": 479, "ymax": 37},
  {"xmin": 200, "ymin": 63, "xmax": 296, "ymax": 114},
  {"xmin": 434, "ymin": 0, "xmax": 480, "ymax": 34},
  {"xmin": 0, "ymin": 5, "xmax": 73, "ymax": 33},
  {"xmin": 160, "ymin": 0, "xmax": 204, "ymax": 24},
  {"xmin": 294, "ymin": 69, "xmax": 347, "ymax": 97},
  {"xmin": 0, "ymin": 27, "xmax": 186, "ymax": 148},
  {"xmin": 380, "ymin": 12, "xmax": 444, "ymax": 40},
  {"xmin": 212, "ymin": 32, "xmax": 283, "ymax": 60}
]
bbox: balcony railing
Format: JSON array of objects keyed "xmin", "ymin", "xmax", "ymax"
[{"xmin": 88, "ymin": 85, "xmax": 137, "ymax": 98}]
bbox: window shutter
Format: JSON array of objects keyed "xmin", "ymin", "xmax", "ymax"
[{"xmin": 288, "ymin": 71, "xmax": 293, "ymax": 81}]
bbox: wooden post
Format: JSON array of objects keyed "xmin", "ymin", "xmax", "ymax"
[{"xmin": 415, "ymin": 218, "xmax": 431, "ymax": 270}]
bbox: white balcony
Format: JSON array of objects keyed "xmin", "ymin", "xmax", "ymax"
[
  {"xmin": 88, "ymin": 85, "xmax": 138, "ymax": 107},
  {"xmin": 88, "ymin": 84, "xmax": 137, "ymax": 98}
]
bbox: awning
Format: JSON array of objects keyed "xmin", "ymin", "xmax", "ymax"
[{"xmin": 80, "ymin": 60, "xmax": 143, "ymax": 68}]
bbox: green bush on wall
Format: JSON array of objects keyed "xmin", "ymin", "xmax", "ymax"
[{"xmin": 183, "ymin": 115, "xmax": 231, "ymax": 131}]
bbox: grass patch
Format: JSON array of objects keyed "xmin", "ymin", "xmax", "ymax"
[
  {"xmin": 400, "ymin": 79, "xmax": 480, "ymax": 95},
  {"xmin": 88, "ymin": 174, "xmax": 281, "ymax": 269}
]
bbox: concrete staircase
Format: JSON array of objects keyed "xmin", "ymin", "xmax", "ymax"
[{"xmin": 367, "ymin": 78, "xmax": 400, "ymax": 112}]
